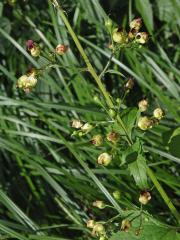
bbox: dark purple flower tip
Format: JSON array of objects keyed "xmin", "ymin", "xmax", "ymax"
[{"xmin": 26, "ymin": 40, "xmax": 34, "ymax": 50}]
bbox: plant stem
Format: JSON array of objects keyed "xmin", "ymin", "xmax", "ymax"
[
  {"xmin": 147, "ymin": 167, "xmax": 180, "ymax": 224},
  {"xmin": 99, "ymin": 52, "xmax": 114, "ymax": 79},
  {"xmin": 52, "ymin": 0, "xmax": 180, "ymax": 223}
]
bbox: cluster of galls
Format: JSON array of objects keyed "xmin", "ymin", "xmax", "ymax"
[
  {"xmin": 71, "ymin": 119, "xmax": 121, "ymax": 167},
  {"xmin": 105, "ymin": 17, "xmax": 148, "ymax": 50},
  {"xmin": 17, "ymin": 40, "xmax": 68, "ymax": 92},
  {"xmin": 87, "ymin": 220, "xmax": 106, "ymax": 240},
  {"xmin": 137, "ymin": 99, "xmax": 165, "ymax": 131}
]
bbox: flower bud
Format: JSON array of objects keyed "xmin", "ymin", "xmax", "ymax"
[
  {"xmin": 105, "ymin": 18, "xmax": 113, "ymax": 32},
  {"xmin": 108, "ymin": 42, "xmax": 114, "ymax": 50},
  {"xmin": 135, "ymin": 32, "xmax": 148, "ymax": 44},
  {"xmin": 130, "ymin": 18, "xmax": 142, "ymax": 31},
  {"xmin": 113, "ymin": 190, "xmax": 121, "ymax": 200},
  {"xmin": 93, "ymin": 95, "xmax": 101, "ymax": 104},
  {"xmin": 81, "ymin": 123, "xmax": 93, "ymax": 132},
  {"xmin": 138, "ymin": 116, "xmax": 153, "ymax": 130},
  {"xmin": 87, "ymin": 219, "xmax": 96, "ymax": 229},
  {"xmin": 97, "ymin": 153, "xmax": 112, "ymax": 166},
  {"xmin": 107, "ymin": 132, "xmax": 119, "ymax": 143},
  {"xmin": 93, "ymin": 200, "xmax": 105, "ymax": 209},
  {"xmin": 138, "ymin": 99, "xmax": 148, "ymax": 112},
  {"xmin": 8, "ymin": 0, "xmax": 17, "ymax": 5},
  {"xmin": 55, "ymin": 44, "xmax": 69, "ymax": 55},
  {"xmin": 26, "ymin": 40, "xmax": 41, "ymax": 57},
  {"xmin": 125, "ymin": 78, "xmax": 134, "ymax": 90},
  {"xmin": 99, "ymin": 237, "xmax": 106, "ymax": 240},
  {"xmin": 153, "ymin": 108, "xmax": 165, "ymax": 120},
  {"xmin": 121, "ymin": 219, "xmax": 131, "ymax": 232},
  {"xmin": 91, "ymin": 134, "xmax": 103, "ymax": 146},
  {"xmin": 139, "ymin": 190, "xmax": 151, "ymax": 205},
  {"xmin": 112, "ymin": 28, "xmax": 127, "ymax": 44},
  {"xmin": 109, "ymin": 109, "xmax": 116, "ymax": 118},
  {"xmin": 92, "ymin": 223, "xmax": 105, "ymax": 236},
  {"xmin": 71, "ymin": 119, "xmax": 83, "ymax": 129}
]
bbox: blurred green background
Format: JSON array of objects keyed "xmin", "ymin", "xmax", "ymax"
[{"xmin": 0, "ymin": 0, "xmax": 179, "ymax": 239}]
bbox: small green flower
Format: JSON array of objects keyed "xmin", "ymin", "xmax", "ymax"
[
  {"xmin": 138, "ymin": 99, "xmax": 148, "ymax": 112},
  {"xmin": 153, "ymin": 108, "xmax": 165, "ymax": 120},
  {"xmin": 129, "ymin": 18, "xmax": 142, "ymax": 31},
  {"xmin": 92, "ymin": 223, "xmax": 105, "ymax": 237},
  {"xmin": 138, "ymin": 116, "xmax": 153, "ymax": 130},
  {"xmin": 87, "ymin": 219, "xmax": 96, "ymax": 229},
  {"xmin": 135, "ymin": 32, "xmax": 148, "ymax": 44},
  {"xmin": 81, "ymin": 123, "xmax": 93, "ymax": 132},
  {"xmin": 93, "ymin": 200, "xmax": 105, "ymax": 209},
  {"xmin": 71, "ymin": 119, "xmax": 83, "ymax": 129},
  {"xmin": 55, "ymin": 44, "xmax": 69, "ymax": 55},
  {"xmin": 97, "ymin": 153, "xmax": 112, "ymax": 166},
  {"xmin": 121, "ymin": 219, "xmax": 131, "ymax": 232},
  {"xmin": 113, "ymin": 190, "xmax": 121, "ymax": 200},
  {"xmin": 139, "ymin": 190, "xmax": 151, "ymax": 205},
  {"xmin": 107, "ymin": 132, "xmax": 119, "ymax": 143},
  {"xmin": 17, "ymin": 71, "xmax": 38, "ymax": 93},
  {"xmin": 112, "ymin": 28, "xmax": 127, "ymax": 44},
  {"xmin": 91, "ymin": 134, "xmax": 103, "ymax": 146}
]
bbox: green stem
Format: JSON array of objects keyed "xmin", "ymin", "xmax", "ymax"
[
  {"xmin": 53, "ymin": 1, "xmax": 133, "ymax": 144},
  {"xmin": 51, "ymin": 0, "xmax": 180, "ymax": 223},
  {"xmin": 99, "ymin": 52, "xmax": 114, "ymax": 79},
  {"xmin": 147, "ymin": 167, "xmax": 180, "ymax": 224}
]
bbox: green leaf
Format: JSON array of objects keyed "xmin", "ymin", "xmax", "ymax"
[
  {"xmin": 121, "ymin": 108, "xmax": 138, "ymax": 137},
  {"xmin": 128, "ymin": 154, "xmax": 148, "ymax": 189},
  {"xmin": 135, "ymin": 0, "xmax": 154, "ymax": 34},
  {"xmin": 110, "ymin": 216, "xmax": 180, "ymax": 240},
  {"xmin": 168, "ymin": 127, "xmax": 180, "ymax": 158},
  {"xmin": 121, "ymin": 140, "xmax": 141, "ymax": 165}
]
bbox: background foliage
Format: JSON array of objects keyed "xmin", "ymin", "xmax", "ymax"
[{"xmin": 0, "ymin": 0, "xmax": 179, "ymax": 239}]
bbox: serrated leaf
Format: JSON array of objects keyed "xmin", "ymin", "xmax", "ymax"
[
  {"xmin": 168, "ymin": 127, "xmax": 180, "ymax": 158},
  {"xmin": 121, "ymin": 140, "xmax": 141, "ymax": 165},
  {"xmin": 128, "ymin": 154, "xmax": 148, "ymax": 189},
  {"xmin": 110, "ymin": 217, "xmax": 180, "ymax": 240},
  {"xmin": 121, "ymin": 107, "xmax": 138, "ymax": 138}
]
